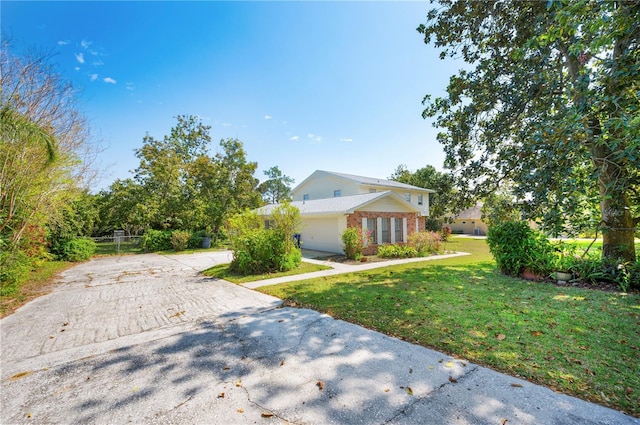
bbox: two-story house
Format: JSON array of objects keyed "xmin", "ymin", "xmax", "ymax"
[{"xmin": 258, "ymin": 170, "xmax": 434, "ymax": 255}]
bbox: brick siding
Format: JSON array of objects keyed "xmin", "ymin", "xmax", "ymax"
[{"xmin": 346, "ymin": 211, "xmax": 426, "ymax": 255}]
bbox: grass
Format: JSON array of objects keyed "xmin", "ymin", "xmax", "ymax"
[
  {"xmin": 0, "ymin": 261, "xmax": 73, "ymax": 318},
  {"xmin": 257, "ymin": 236, "xmax": 640, "ymax": 417},
  {"xmin": 203, "ymin": 261, "xmax": 332, "ymax": 284}
]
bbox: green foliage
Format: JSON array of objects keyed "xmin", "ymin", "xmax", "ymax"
[
  {"xmin": 0, "ymin": 250, "xmax": 31, "ymax": 297},
  {"xmin": 187, "ymin": 230, "xmax": 211, "ymax": 249},
  {"xmin": 408, "ymin": 231, "xmax": 442, "ymax": 256},
  {"xmin": 170, "ymin": 230, "xmax": 192, "ymax": 251},
  {"xmin": 341, "ymin": 227, "xmax": 369, "ymax": 260},
  {"xmin": 52, "ymin": 238, "xmax": 96, "ymax": 262},
  {"xmin": 141, "ymin": 229, "xmax": 172, "ymax": 252},
  {"xmin": 390, "ymin": 164, "xmax": 457, "ymax": 219},
  {"xmin": 487, "ymin": 221, "xmax": 553, "ymax": 276},
  {"xmin": 419, "ymin": 0, "xmax": 639, "ymax": 262},
  {"xmin": 377, "ymin": 244, "xmax": 419, "ymax": 259},
  {"xmin": 227, "ymin": 204, "xmax": 301, "ymax": 275},
  {"xmin": 258, "ymin": 166, "xmax": 294, "ymax": 204}
]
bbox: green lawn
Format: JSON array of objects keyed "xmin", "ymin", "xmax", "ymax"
[
  {"xmin": 203, "ymin": 261, "xmax": 332, "ymax": 284},
  {"xmin": 257, "ymin": 236, "xmax": 640, "ymax": 417}
]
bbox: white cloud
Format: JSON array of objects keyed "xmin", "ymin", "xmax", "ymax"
[
  {"xmin": 74, "ymin": 67, "xmax": 80, "ymax": 71},
  {"xmin": 75, "ymin": 53, "xmax": 85, "ymax": 64},
  {"xmin": 222, "ymin": 122, "xmax": 232, "ymax": 127},
  {"xmin": 58, "ymin": 40, "xmax": 69, "ymax": 46},
  {"xmin": 289, "ymin": 136, "xmax": 299, "ymax": 141},
  {"xmin": 307, "ymin": 133, "xmax": 322, "ymax": 143},
  {"xmin": 81, "ymin": 40, "xmax": 92, "ymax": 49},
  {"xmin": 93, "ymin": 60, "xmax": 104, "ymax": 66},
  {"xmin": 90, "ymin": 74, "xmax": 98, "ymax": 81},
  {"xmin": 264, "ymin": 115, "xmax": 273, "ymax": 120},
  {"xmin": 126, "ymin": 82, "xmax": 135, "ymax": 91},
  {"xmin": 339, "ymin": 137, "xmax": 353, "ymax": 143},
  {"xmin": 103, "ymin": 77, "xmax": 117, "ymax": 84}
]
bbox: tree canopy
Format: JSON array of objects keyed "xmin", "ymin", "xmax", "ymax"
[
  {"xmin": 258, "ymin": 166, "xmax": 294, "ymax": 204},
  {"xmin": 389, "ymin": 164, "xmax": 456, "ymax": 221},
  {"xmin": 98, "ymin": 116, "xmax": 261, "ymax": 239},
  {"xmin": 419, "ymin": 0, "xmax": 639, "ymax": 262}
]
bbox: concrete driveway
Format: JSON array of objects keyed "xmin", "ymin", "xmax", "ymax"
[{"xmin": 1, "ymin": 252, "xmax": 637, "ymax": 424}]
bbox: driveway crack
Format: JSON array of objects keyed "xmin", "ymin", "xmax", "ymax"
[{"xmin": 382, "ymin": 364, "xmax": 480, "ymax": 424}]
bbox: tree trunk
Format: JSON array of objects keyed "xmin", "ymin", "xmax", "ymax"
[{"xmin": 594, "ymin": 140, "xmax": 636, "ymax": 263}]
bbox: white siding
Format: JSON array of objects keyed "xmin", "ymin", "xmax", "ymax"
[
  {"xmin": 299, "ymin": 216, "xmax": 346, "ymax": 253},
  {"xmin": 292, "ymin": 172, "xmax": 360, "ymax": 201},
  {"xmin": 358, "ymin": 197, "xmax": 412, "ymax": 213}
]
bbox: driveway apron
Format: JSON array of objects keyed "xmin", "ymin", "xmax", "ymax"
[{"xmin": 1, "ymin": 252, "xmax": 637, "ymax": 424}]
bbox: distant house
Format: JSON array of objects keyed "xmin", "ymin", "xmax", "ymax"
[
  {"xmin": 257, "ymin": 170, "xmax": 434, "ymax": 255},
  {"xmin": 449, "ymin": 203, "xmax": 488, "ymax": 236}
]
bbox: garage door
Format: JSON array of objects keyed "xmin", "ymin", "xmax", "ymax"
[{"xmin": 300, "ymin": 217, "xmax": 343, "ymax": 253}]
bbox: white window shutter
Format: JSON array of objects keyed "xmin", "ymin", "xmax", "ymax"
[{"xmin": 403, "ymin": 217, "xmax": 408, "ymax": 243}]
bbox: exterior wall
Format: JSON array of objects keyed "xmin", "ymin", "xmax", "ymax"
[
  {"xmin": 292, "ymin": 174, "xmax": 360, "ymax": 201},
  {"xmin": 346, "ymin": 211, "xmax": 425, "ymax": 255},
  {"xmin": 360, "ymin": 186, "xmax": 429, "ymax": 216},
  {"xmin": 299, "ymin": 216, "xmax": 347, "ymax": 253},
  {"xmin": 450, "ymin": 218, "xmax": 488, "ymax": 236}
]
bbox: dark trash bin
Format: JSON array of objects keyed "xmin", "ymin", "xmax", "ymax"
[{"xmin": 293, "ymin": 233, "xmax": 301, "ymax": 248}]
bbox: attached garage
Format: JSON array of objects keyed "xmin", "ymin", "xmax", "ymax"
[{"xmin": 299, "ymin": 216, "xmax": 347, "ymax": 254}]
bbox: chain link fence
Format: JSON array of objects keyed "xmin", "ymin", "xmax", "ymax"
[{"xmin": 93, "ymin": 235, "xmax": 142, "ymax": 255}]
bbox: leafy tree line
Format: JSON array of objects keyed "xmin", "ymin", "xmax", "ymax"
[
  {"xmin": 0, "ymin": 39, "xmax": 296, "ymax": 293},
  {"xmin": 1, "ymin": 40, "xmax": 101, "ymax": 292},
  {"xmin": 418, "ymin": 0, "xmax": 639, "ymax": 263},
  {"xmin": 93, "ymin": 116, "xmax": 295, "ymax": 242}
]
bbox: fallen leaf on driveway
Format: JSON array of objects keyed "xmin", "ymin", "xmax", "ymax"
[
  {"xmin": 261, "ymin": 412, "xmax": 274, "ymax": 418},
  {"xmin": 405, "ymin": 386, "xmax": 414, "ymax": 395},
  {"xmin": 237, "ymin": 409, "xmax": 244, "ymax": 413},
  {"xmin": 9, "ymin": 371, "xmax": 33, "ymax": 381},
  {"xmin": 235, "ymin": 380, "xmax": 242, "ymax": 387},
  {"xmin": 316, "ymin": 381, "xmax": 324, "ymax": 390},
  {"xmin": 218, "ymin": 393, "xmax": 225, "ymax": 398},
  {"xmin": 445, "ymin": 361, "xmax": 454, "ymax": 368},
  {"xmin": 510, "ymin": 383, "xmax": 523, "ymax": 388},
  {"xmin": 448, "ymin": 376, "xmax": 458, "ymax": 383}
]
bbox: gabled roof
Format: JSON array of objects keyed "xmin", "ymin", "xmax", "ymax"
[
  {"xmin": 293, "ymin": 170, "xmax": 435, "ymax": 194},
  {"xmin": 257, "ymin": 190, "xmax": 422, "ymax": 217},
  {"xmin": 453, "ymin": 203, "xmax": 483, "ymax": 220}
]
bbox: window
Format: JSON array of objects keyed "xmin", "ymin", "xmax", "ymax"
[
  {"xmin": 404, "ymin": 193, "xmax": 411, "ymax": 202},
  {"xmin": 394, "ymin": 218, "xmax": 403, "ymax": 242},
  {"xmin": 303, "ymin": 194, "xmax": 309, "ymax": 201},
  {"xmin": 381, "ymin": 218, "xmax": 391, "ymax": 244},
  {"xmin": 334, "ymin": 190, "xmax": 341, "ymax": 197},
  {"xmin": 367, "ymin": 218, "xmax": 377, "ymax": 244},
  {"xmin": 418, "ymin": 194, "xmax": 423, "ymax": 206}
]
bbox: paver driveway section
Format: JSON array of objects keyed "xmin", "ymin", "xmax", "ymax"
[{"xmin": 1, "ymin": 252, "xmax": 638, "ymax": 424}]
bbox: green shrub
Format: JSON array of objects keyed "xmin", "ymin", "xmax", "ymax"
[
  {"xmin": 0, "ymin": 250, "xmax": 31, "ymax": 297},
  {"xmin": 486, "ymin": 221, "xmax": 553, "ymax": 277},
  {"xmin": 188, "ymin": 230, "xmax": 211, "ymax": 249},
  {"xmin": 342, "ymin": 227, "xmax": 368, "ymax": 260},
  {"xmin": 55, "ymin": 238, "xmax": 96, "ymax": 262},
  {"xmin": 170, "ymin": 230, "xmax": 192, "ymax": 251},
  {"xmin": 408, "ymin": 231, "xmax": 442, "ymax": 256},
  {"xmin": 378, "ymin": 244, "xmax": 419, "ymax": 258},
  {"xmin": 141, "ymin": 229, "xmax": 172, "ymax": 252},
  {"xmin": 227, "ymin": 204, "xmax": 302, "ymax": 275}
]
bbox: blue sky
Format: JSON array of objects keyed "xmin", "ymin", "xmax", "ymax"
[{"xmin": 2, "ymin": 1, "xmax": 461, "ymax": 191}]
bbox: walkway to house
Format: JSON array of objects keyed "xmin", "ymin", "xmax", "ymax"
[{"xmin": 1, "ymin": 251, "xmax": 636, "ymax": 424}]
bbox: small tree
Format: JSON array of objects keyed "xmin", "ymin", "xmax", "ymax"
[
  {"xmin": 227, "ymin": 204, "xmax": 301, "ymax": 275},
  {"xmin": 342, "ymin": 227, "xmax": 370, "ymax": 260}
]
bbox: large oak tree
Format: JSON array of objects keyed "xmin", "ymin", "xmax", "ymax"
[{"xmin": 420, "ymin": 0, "xmax": 639, "ymax": 262}]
